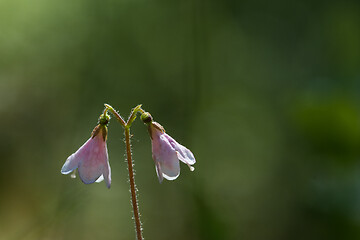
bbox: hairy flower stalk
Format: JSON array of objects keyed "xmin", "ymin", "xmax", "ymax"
[{"xmin": 125, "ymin": 127, "xmax": 143, "ymax": 240}]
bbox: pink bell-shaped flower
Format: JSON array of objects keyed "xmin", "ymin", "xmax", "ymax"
[
  {"xmin": 61, "ymin": 115, "xmax": 111, "ymax": 188},
  {"xmin": 142, "ymin": 113, "xmax": 196, "ymax": 183}
]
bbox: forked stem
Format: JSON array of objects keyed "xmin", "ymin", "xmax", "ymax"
[
  {"xmin": 104, "ymin": 104, "xmax": 144, "ymax": 239},
  {"xmin": 104, "ymin": 104, "xmax": 126, "ymax": 127}
]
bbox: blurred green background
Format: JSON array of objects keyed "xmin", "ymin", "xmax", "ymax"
[{"xmin": 1, "ymin": 0, "xmax": 360, "ymax": 239}]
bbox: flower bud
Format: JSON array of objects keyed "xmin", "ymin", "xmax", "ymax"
[
  {"xmin": 99, "ymin": 113, "xmax": 110, "ymax": 125},
  {"xmin": 141, "ymin": 112, "xmax": 153, "ymax": 124}
]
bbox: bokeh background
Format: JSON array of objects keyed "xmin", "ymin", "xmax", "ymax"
[{"xmin": 1, "ymin": 0, "xmax": 360, "ymax": 239}]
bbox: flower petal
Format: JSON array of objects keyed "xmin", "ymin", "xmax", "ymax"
[
  {"xmin": 155, "ymin": 161, "xmax": 164, "ymax": 183},
  {"xmin": 176, "ymin": 152, "xmax": 195, "ymax": 171},
  {"xmin": 78, "ymin": 163, "xmax": 103, "ymax": 184},
  {"xmin": 77, "ymin": 134, "xmax": 109, "ymax": 185},
  {"xmin": 103, "ymin": 159, "xmax": 111, "ymax": 189},
  {"xmin": 165, "ymin": 134, "xmax": 196, "ymax": 165},
  {"xmin": 158, "ymin": 152, "xmax": 180, "ymax": 181},
  {"xmin": 61, "ymin": 138, "xmax": 94, "ymax": 174},
  {"xmin": 151, "ymin": 134, "xmax": 180, "ymax": 180},
  {"xmin": 61, "ymin": 153, "xmax": 81, "ymax": 174}
]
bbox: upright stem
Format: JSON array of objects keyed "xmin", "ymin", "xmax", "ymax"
[{"xmin": 125, "ymin": 127, "xmax": 143, "ymax": 240}]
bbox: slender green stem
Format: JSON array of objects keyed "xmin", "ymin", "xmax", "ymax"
[
  {"xmin": 103, "ymin": 107, "xmax": 108, "ymax": 116},
  {"xmin": 125, "ymin": 126, "xmax": 143, "ymax": 240},
  {"xmin": 127, "ymin": 104, "xmax": 143, "ymax": 126},
  {"xmin": 137, "ymin": 107, "xmax": 145, "ymax": 114},
  {"xmin": 104, "ymin": 104, "xmax": 126, "ymax": 127}
]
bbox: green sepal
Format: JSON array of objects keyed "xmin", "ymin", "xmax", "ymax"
[{"xmin": 91, "ymin": 124, "xmax": 108, "ymax": 141}]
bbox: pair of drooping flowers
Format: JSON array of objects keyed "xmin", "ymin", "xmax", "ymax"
[{"xmin": 60, "ymin": 106, "xmax": 196, "ymax": 188}]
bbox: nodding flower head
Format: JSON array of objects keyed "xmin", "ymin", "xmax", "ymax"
[
  {"xmin": 61, "ymin": 113, "xmax": 111, "ymax": 188},
  {"xmin": 141, "ymin": 113, "xmax": 196, "ymax": 183}
]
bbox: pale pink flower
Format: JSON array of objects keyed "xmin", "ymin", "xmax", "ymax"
[
  {"xmin": 61, "ymin": 124, "xmax": 111, "ymax": 188},
  {"xmin": 149, "ymin": 122, "xmax": 196, "ymax": 183}
]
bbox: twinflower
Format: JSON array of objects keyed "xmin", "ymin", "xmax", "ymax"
[
  {"xmin": 61, "ymin": 114, "xmax": 111, "ymax": 188},
  {"xmin": 141, "ymin": 113, "xmax": 196, "ymax": 183}
]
